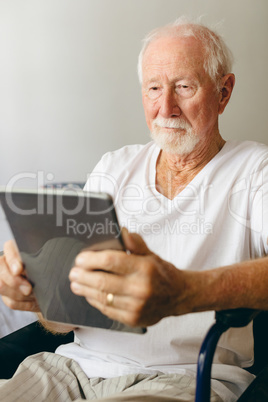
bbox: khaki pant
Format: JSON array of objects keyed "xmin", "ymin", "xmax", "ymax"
[{"xmin": 0, "ymin": 352, "xmax": 222, "ymax": 402}]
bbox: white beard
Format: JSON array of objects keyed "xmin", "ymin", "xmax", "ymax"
[{"xmin": 150, "ymin": 117, "xmax": 200, "ymax": 155}]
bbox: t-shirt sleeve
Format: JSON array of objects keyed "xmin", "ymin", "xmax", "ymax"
[
  {"xmin": 83, "ymin": 154, "xmax": 119, "ymax": 199},
  {"xmin": 250, "ymin": 157, "xmax": 268, "ymax": 256},
  {"xmin": 83, "ymin": 158, "xmax": 105, "ymax": 193}
]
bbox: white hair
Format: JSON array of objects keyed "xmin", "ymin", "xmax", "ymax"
[{"xmin": 137, "ymin": 16, "xmax": 234, "ymax": 90}]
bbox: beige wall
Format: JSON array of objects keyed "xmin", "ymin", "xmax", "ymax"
[{"xmin": 0, "ymin": 0, "xmax": 267, "ymax": 187}]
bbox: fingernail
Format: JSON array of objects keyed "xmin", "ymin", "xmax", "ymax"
[
  {"xmin": 75, "ymin": 255, "xmax": 84, "ymax": 265},
  {"xmin": 19, "ymin": 284, "xmax": 31, "ymax": 296},
  {"xmin": 121, "ymin": 227, "xmax": 131, "ymax": 241},
  {"xmin": 71, "ymin": 282, "xmax": 80, "ymax": 292},
  {"xmin": 11, "ymin": 262, "xmax": 21, "ymax": 275},
  {"xmin": 69, "ymin": 269, "xmax": 79, "ymax": 280}
]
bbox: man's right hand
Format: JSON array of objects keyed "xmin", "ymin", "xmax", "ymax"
[{"xmin": 0, "ymin": 240, "xmax": 39, "ymax": 312}]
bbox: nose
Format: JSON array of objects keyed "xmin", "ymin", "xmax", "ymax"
[{"xmin": 159, "ymin": 88, "xmax": 181, "ymax": 118}]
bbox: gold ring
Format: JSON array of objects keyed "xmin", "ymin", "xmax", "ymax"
[{"xmin": 106, "ymin": 293, "xmax": 114, "ymax": 306}]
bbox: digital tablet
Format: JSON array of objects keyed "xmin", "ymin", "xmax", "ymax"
[{"xmin": 0, "ymin": 188, "xmax": 146, "ymax": 334}]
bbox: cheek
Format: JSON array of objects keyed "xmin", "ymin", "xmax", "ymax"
[
  {"xmin": 142, "ymin": 98, "xmax": 158, "ymax": 128},
  {"xmin": 187, "ymin": 97, "xmax": 219, "ymax": 128},
  {"xmin": 182, "ymin": 103, "xmax": 201, "ymax": 126}
]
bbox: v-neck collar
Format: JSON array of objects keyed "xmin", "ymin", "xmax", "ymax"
[{"xmin": 149, "ymin": 141, "xmax": 229, "ymax": 203}]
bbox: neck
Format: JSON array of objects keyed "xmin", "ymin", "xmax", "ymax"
[{"xmin": 155, "ymin": 133, "xmax": 225, "ymax": 199}]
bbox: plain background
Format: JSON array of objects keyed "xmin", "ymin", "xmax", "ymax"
[
  {"xmin": 0, "ymin": 0, "xmax": 267, "ymax": 329},
  {"xmin": 0, "ymin": 0, "xmax": 268, "ymax": 247},
  {"xmin": 0, "ymin": 0, "xmax": 268, "ymax": 189}
]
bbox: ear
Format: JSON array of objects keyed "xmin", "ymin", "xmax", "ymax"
[{"xmin": 218, "ymin": 73, "xmax": 235, "ymax": 115}]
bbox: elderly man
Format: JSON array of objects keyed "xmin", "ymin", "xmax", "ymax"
[{"xmin": 0, "ymin": 17, "xmax": 268, "ymax": 402}]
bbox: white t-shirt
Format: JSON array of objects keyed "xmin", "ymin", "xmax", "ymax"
[{"xmin": 56, "ymin": 140, "xmax": 268, "ymax": 401}]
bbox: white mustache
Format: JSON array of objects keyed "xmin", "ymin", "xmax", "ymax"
[{"xmin": 153, "ymin": 117, "xmax": 191, "ymax": 129}]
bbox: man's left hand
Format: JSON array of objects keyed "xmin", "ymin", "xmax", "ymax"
[{"xmin": 69, "ymin": 228, "xmax": 188, "ymax": 327}]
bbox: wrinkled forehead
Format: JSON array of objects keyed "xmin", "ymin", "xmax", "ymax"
[{"xmin": 142, "ymin": 35, "xmax": 207, "ymax": 81}]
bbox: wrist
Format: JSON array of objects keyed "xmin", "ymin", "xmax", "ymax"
[{"xmin": 174, "ymin": 269, "xmax": 222, "ymax": 315}]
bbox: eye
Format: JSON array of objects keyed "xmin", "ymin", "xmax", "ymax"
[
  {"xmin": 147, "ymin": 86, "xmax": 162, "ymax": 100},
  {"xmin": 175, "ymin": 84, "xmax": 195, "ymax": 98},
  {"xmin": 176, "ymin": 84, "xmax": 189, "ymax": 91}
]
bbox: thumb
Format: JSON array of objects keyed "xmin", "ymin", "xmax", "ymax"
[
  {"xmin": 121, "ymin": 227, "xmax": 152, "ymax": 256},
  {"xmin": 4, "ymin": 240, "xmax": 24, "ymax": 276}
]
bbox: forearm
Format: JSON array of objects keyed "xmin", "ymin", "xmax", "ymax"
[
  {"xmin": 37, "ymin": 313, "xmax": 76, "ymax": 334},
  {"xmin": 182, "ymin": 256, "xmax": 268, "ymax": 314},
  {"xmin": 67, "ymin": 230, "xmax": 268, "ymax": 327}
]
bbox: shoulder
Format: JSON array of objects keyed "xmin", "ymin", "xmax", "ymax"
[
  {"xmin": 98, "ymin": 142, "xmax": 155, "ymax": 170},
  {"xmin": 226, "ymin": 140, "xmax": 268, "ymax": 155},
  {"xmin": 224, "ymin": 140, "xmax": 268, "ymax": 168},
  {"xmin": 94, "ymin": 142, "xmax": 155, "ymax": 171},
  {"xmin": 84, "ymin": 142, "xmax": 157, "ymax": 194}
]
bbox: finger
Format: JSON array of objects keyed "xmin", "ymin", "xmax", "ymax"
[
  {"xmin": 0, "ymin": 258, "xmax": 32, "ymax": 296},
  {"xmin": 3, "ymin": 240, "xmax": 24, "ymax": 276},
  {"xmin": 84, "ymin": 287, "xmax": 147, "ymax": 328},
  {"xmin": 71, "ymin": 277, "xmax": 157, "ymax": 327},
  {"xmin": 71, "ymin": 281, "xmax": 136, "ymax": 311},
  {"xmin": 69, "ymin": 268, "xmax": 132, "ymax": 295},
  {"xmin": 74, "ymin": 249, "xmax": 135, "ymax": 274},
  {"xmin": 86, "ymin": 296, "xmax": 139, "ymax": 327},
  {"xmin": 2, "ymin": 295, "xmax": 39, "ymax": 312},
  {"xmin": 0, "ymin": 278, "xmax": 34, "ymax": 299},
  {"xmin": 122, "ymin": 228, "xmax": 153, "ymax": 256},
  {"xmin": 70, "ymin": 280, "xmax": 143, "ymax": 326},
  {"xmin": 75, "ymin": 230, "xmax": 153, "ymax": 271}
]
